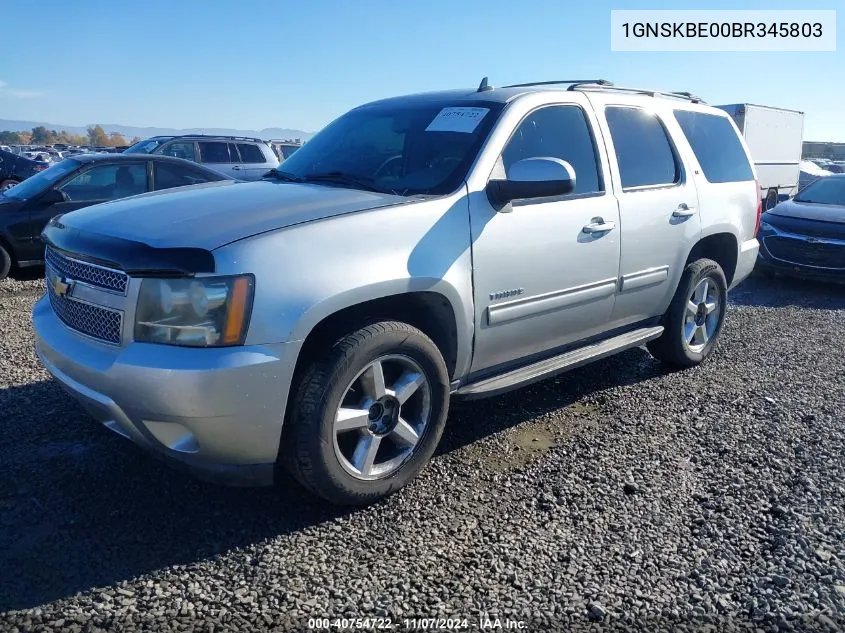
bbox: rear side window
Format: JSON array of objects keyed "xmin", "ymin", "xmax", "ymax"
[
  {"xmin": 154, "ymin": 162, "xmax": 218, "ymax": 190},
  {"xmin": 605, "ymin": 106, "xmax": 680, "ymax": 189},
  {"xmin": 673, "ymin": 110, "xmax": 754, "ymax": 183},
  {"xmin": 238, "ymin": 143, "xmax": 267, "ymax": 163},
  {"xmin": 198, "ymin": 142, "xmax": 232, "ymax": 163}
]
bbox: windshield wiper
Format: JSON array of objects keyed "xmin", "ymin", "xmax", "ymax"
[
  {"xmin": 301, "ymin": 171, "xmax": 381, "ymax": 193},
  {"xmin": 263, "ymin": 169, "xmax": 305, "ymax": 182}
]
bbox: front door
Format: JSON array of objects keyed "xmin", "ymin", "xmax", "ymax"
[
  {"xmin": 468, "ymin": 103, "xmax": 622, "ymax": 374},
  {"xmin": 28, "ymin": 161, "xmax": 149, "ymax": 250}
]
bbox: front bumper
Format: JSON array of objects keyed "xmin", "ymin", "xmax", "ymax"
[
  {"xmin": 33, "ymin": 295, "xmax": 301, "ymax": 486},
  {"xmin": 756, "ymin": 229, "xmax": 845, "ymax": 284}
]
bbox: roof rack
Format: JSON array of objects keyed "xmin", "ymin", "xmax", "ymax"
[
  {"xmin": 569, "ymin": 83, "xmax": 706, "ymax": 104},
  {"xmin": 494, "ymin": 78, "xmax": 705, "ymax": 104},
  {"xmin": 168, "ymin": 133, "xmax": 267, "ymax": 143},
  {"xmin": 501, "ymin": 79, "xmax": 614, "ymax": 89}
]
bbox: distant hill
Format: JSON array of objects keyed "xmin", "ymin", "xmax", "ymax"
[{"xmin": 0, "ymin": 118, "xmax": 314, "ymax": 141}]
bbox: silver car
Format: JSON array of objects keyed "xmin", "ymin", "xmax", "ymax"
[
  {"xmin": 124, "ymin": 135, "xmax": 279, "ymax": 181},
  {"xmin": 33, "ymin": 79, "xmax": 760, "ymax": 504}
]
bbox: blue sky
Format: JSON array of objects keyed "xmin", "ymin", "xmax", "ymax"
[{"xmin": 1, "ymin": 0, "xmax": 842, "ymax": 139}]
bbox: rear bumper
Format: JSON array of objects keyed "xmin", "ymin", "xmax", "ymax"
[
  {"xmin": 730, "ymin": 238, "xmax": 760, "ymax": 290},
  {"xmin": 33, "ymin": 295, "xmax": 301, "ymax": 486}
]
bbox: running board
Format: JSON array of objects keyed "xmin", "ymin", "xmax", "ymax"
[{"xmin": 455, "ymin": 326, "xmax": 664, "ymax": 399}]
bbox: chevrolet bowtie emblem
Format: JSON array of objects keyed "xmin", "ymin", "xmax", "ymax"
[{"xmin": 52, "ymin": 275, "xmax": 74, "ymax": 298}]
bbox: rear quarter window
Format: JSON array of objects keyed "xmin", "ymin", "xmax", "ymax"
[{"xmin": 673, "ymin": 110, "xmax": 754, "ymax": 183}]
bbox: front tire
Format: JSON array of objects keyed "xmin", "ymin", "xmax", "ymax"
[
  {"xmin": 647, "ymin": 258, "xmax": 728, "ymax": 369},
  {"xmin": 280, "ymin": 321, "xmax": 450, "ymax": 505},
  {"xmin": 0, "ymin": 179, "xmax": 19, "ymax": 193},
  {"xmin": 0, "ymin": 244, "xmax": 11, "ymax": 281}
]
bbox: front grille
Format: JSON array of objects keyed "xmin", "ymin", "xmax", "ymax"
[
  {"xmin": 47, "ymin": 287, "xmax": 123, "ymax": 344},
  {"xmin": 765, "ymin": 236, "xmax": 845, "ymax": 270},
  {"xmin": 45, "ymin": 247, "xmax": 128, "ymax": 295}
]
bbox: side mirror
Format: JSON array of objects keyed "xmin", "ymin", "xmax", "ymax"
[
  {"xmin": 486, "ymin": 157, "xmax": 576, "ymax": 210},
  {"xmin": 41, "ymin": 189, "xmax": 68, "ymax": 205}
]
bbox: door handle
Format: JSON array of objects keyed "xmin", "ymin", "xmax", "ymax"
[
  {"xmin": 672, "ymin": 203, "xmax": 696, "ymax": 218},
  {"xmin": 231, "ymin": 166, "xmax": 242, "ymax": 170},
  {"xmin": 582, "ymin": 220, "xmax": 616, "ymax": 234}
]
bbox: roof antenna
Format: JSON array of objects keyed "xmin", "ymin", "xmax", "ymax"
[{"xmin": 477, "ymin": 76, "xmax": 493, "ymax": 92}]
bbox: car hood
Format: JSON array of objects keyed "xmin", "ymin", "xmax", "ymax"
[
  {"xmin": 768, "ymin": 199, "xmax": 845, "ymax": 225},
  {"xmin": 56, "ymin": 180, "xmax": 409, "ymax": 250}
]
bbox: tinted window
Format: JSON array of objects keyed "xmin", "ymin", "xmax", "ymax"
[
  {"xmin": 154, "ymin": 162, "xmax": 218, "ymax": 191},
  {"xmin": 198, "ymin": 142, "xmax": 231, "ymax": 163},
  {"xmin": 238, "ymin": 143, "xmax": 265, "ymax": 163},
  {"xmin": 59, "ymin": 163, "xmax": 147, "ymax": 202},
  {"xmin": 673, "ymin": 110, "xmax": 754, "ymax": 183},
  {"xmin": 273, "ymin": 100, "xmax": 504, "ymax": 196},
  {"xmin": 158, "ymin": 141, "xmax": 197, "ymax": 162},
  {"xmin": 502, "ymin": 105, "xmax": 602, "ymax": 195},
  {"xmin": 605, "ymin": 107, "xmax": 679, "ymax": 188},
  {"xmin": 227, "ymin": 143, "xmax": 241, "ymax": 163}
]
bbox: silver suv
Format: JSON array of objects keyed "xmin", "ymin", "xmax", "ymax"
[
  {"xmin": 124, "ymin": 134, "xmax": 279, "ymax": 180},
  {"xmin": 33, "ymin": 79, "xmax": 761, "ymax": 505}
]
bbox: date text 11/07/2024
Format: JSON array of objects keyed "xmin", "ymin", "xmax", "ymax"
[{"xmin": 307, "ymin": 616, "xmax": 528, "ymax": 630}]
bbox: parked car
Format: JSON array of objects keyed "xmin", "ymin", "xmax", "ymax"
[
  {"xmin": 798, "ymin": 159, "xmax": 832, "ymax": 190},
  {"xmin": 716, "ymin": 103, "xmax": 804, "ymax": 211},
  {"xmin": 757, "ymin": 174, "xmax": 845, "ymax": 283},
  {"xmin": 124, "ymin": 134, "xmax": 280, "ymax": 181},
  {"xmin": 33, "ymin": 79, "xmax": 760, "ymax": 504},
  {"xmin": 0, "ymin": 148, "xmax": 50, "ymax": 191},
  {"xmin": 0, "ymin": 154, "xmax": 229, "ymax": 279}
]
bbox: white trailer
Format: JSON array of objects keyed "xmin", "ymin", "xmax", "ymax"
[{"xmin": 716, "ymin": 103, "xmax": 804, "ymax": 210}]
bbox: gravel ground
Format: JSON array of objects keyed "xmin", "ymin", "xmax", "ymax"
[{"xmin": 1, "ymin": 271, "xmax": 844, "ymax": 632}]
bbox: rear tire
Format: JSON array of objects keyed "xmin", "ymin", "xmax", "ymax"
[
  {"xmin": 765, "ymin": 188, "xmax": 779, "ymax": 211},
  {"xmin": 0, "ymin": 244, "xmax": 11, "ymax": 281},
  {"xmin": 647, "ymin": 258, "xmax": 728, "ymax": 369},
  {"xmin": 280, "ymin": 321, "xmax": 450, "ymax": 505}
]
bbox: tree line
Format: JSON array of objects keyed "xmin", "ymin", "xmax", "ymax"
[{"xmin": 0, "ymin": 125, "xmax": 141, "ymax": 148}]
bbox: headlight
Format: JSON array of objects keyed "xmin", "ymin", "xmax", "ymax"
[
  {"xmin": 758, "ymin": 221, "xmax": 774, "ymax": 233},
  {"xmin": 134, "ymin": 275, "xmax": 254, "ymax": 347}
]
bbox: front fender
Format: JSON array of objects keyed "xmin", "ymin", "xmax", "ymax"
[{"xmin": 213, "ymin": 189, "xmax": 476, "ymax": 378}]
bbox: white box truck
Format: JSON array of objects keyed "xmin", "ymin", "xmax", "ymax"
[{"xmin": 716, "ymin": 103, "xmax": 804, "ymax": 210}]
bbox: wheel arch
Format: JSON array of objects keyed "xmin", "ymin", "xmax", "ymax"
[
  {"xmin": 685, "ymin": 230, "xmax": 740, "ymax": 287},
  {"xmin": 289, "ymin": 288, "xmax": 468, "ymax": 389}
]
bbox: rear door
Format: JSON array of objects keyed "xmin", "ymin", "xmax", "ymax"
[
  {"xmin": 237, "ymin": 142, "xmax": 273, "ymax": 180},
  {"xmin": 197, "ymin": 141, "xmax": 240, "ymax": 178},
  {"xmin": 593, "ymin": 99, "xmax": 702, "ymax": 328}
]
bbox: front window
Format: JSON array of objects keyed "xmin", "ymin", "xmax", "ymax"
[
  {"xmin": 124, "ymin": 138, "xmax": 171, "ymax": 154},
  {"xmin": 271, "ymin": 100, "xmax": 504, "ymax": 196},
  {"xmin": 793, "ymin": 177, "xmax": 845, "ymax": 206},
  {"xmin": 58, "ymin": 163, "xmax": 148, "ymax": 202},
  {"xmin": 0, "ymin": 158, "xmax": 80, "ymax": 200}
]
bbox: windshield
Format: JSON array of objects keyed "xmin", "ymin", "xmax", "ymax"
[
  {"xmin": 270, "ymin": 100, "xmax": 504, "ymax": 196},
  {"xmin": 793, "ymin": 177, "xmax": 845, "ymax": 205},
  {"xmin": 1, "ymin": 159, "xmax": 80, "ymax": 200},
  {"xmin": 124, "ymin": 138, "xmax": 169, "ymax": 154}
]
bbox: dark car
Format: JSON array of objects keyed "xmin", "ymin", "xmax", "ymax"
[
  {"xmin": 0, "ymin": 149, "xmax": 50, "ymax": 192},
  {"xmin": 0, "ymin": 153, "xmax": 229, "ymax": 279},
  {"xmin": 756, "ymin": 174, "xmax": 845, "ymax": 284}
]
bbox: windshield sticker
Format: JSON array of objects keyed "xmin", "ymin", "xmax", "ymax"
[{"xmin": 425, "ymin": 107, "xmax": 490, "ymax": 133}]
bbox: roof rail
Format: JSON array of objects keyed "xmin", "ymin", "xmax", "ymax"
[
  {"xmin": 169, "ymin": 133, "xmax": 267, "ymax": 143},
  {"xmin": 502, "ymin": 79, "xmax": 613, "ymax": 89},
  {"xmin": 570, "ymin": 84, "xmax": 706, "ymax": 104}
]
